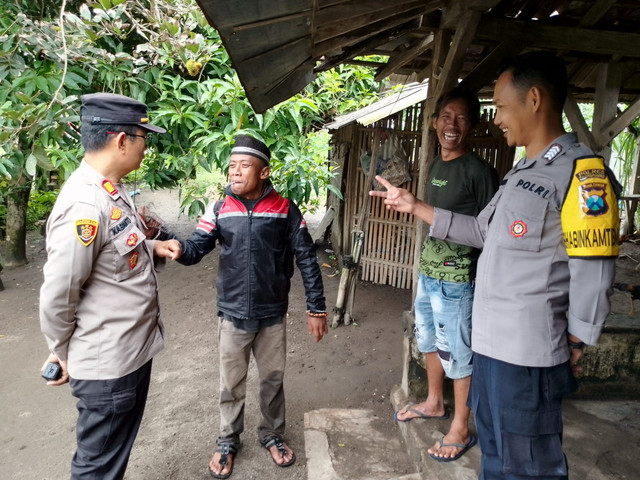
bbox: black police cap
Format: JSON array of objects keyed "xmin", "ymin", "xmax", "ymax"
[{"xmin": 80, "ymin": 93, "xmax": 166, "ymax": 133}]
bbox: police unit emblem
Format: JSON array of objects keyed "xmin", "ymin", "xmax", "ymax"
[
  {"xmin": 128, "ymin": 251, "xmax": 139, "ymax": 270},
  {"xmin": 111, "ymin": 207, "xmax": 122, "ymax": 220},
  {"xmin": 510, "ymin": 220, "xmax": 527, "ymax": 238},
  {"xmin": 75, "ymin": 219, "xmax": 99, "ymax": 246},
  {"xmin": 580, "ymin": 183, "xmax": 608, "ymax": 215},
  {"xmin": 126, "ymin": 232, "xmax": 138, "ymax": 246},
  {"xmin": 102, "ymin": 179, "xmax": 118, "ymax": 196}
]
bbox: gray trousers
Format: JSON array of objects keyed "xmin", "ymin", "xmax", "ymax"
[{"xmin": 217, "ymin": 318, "xmax": 286, "ymax": 447}]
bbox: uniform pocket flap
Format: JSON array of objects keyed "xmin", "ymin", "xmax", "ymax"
[
  {"xmin": 502, "ymin": 407, "xmax": 563, "ymax": 436},
  {"xmin": 113, "ymin": 225, "xmax": 146, "ymax": 256}
]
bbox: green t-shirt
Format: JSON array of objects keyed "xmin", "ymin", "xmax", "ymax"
[{"xmin": 420, "ymin": 151, "xmax": 499, "ymax": 282}]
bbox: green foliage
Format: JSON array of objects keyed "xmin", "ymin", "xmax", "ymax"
[
  {"xmin": 269, "ymin": 130, "xmax": 339, "ymax": 214},
  {"xmin": 26, "ymin": 189, "xmax": 58, "ymax": 230},
  {"xmin": 306, "ymin": 64, "xmax": 380, "ymax": 122},
  {"xmin": 0, "ymin": 0, "xmax": 379, "ymax": 227},
  {"xmin": 612, "ymin": 118, "xmax": 640, "ymax": 193}
]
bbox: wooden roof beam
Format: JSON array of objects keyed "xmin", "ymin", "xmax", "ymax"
[
  {"xmin": 231, "ymin": 11, "xmax": 311, "ymax": 32},
  {"xmin": 599, "ymin": 98, "xmax": 640, "ymax": 146},
  {"xmin": 593, "ymin": 63, "xmax": 622, "ymax": 160},
  {"xmin": 556, "ymin": 0, "xmax": 616, "ymax": 58},
  {"xmin": 564, "ymin": 93, "xmax": 598, "ymax": 151},
  {"xmin": 578, "ymin": 0, "xmax": 617, "ymax": 27},
  {"xmin": 430, "ymin": 10, "xmax": 482, "ymax": 102},
  {"xmin": 314, "ymin": 25, "xmax": 417, "ymax": 73},
  {"xmin": 415, "ymin": 28, "xmax": 451, "ymax": 83},
  {"xmin": 459, "ymin": 41, "xmax": 523, "ymax": 93},
  {"xmin": 440, "ymin": 0, "xmax": 502, "ymax": 28},
  {"xmin": 315, "ymin": 0, "xmax": 442, "ymax": 44},
  {"xmin": 313, "ymin": 2, "xmax": 442, "ymax": 57},
  {"xmin": 476, "ymin": 17, "xmax": 640, "ymax": 58},
  {"xmin": 374, "ymin": 34, "xmax": 434, "ymax": 82},
  {"xmin": 344, "ymin": 59, "xmax": 387, "ymax": 69}
]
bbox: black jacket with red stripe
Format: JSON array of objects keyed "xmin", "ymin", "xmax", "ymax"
[{"xmin": 176, "ymin": 181, "xmax": 326, "ymax": 320}]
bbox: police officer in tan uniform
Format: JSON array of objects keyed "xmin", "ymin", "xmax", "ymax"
[{"xmin": 39, "ymin": 93, "xmax": 175, "ymax": 480}]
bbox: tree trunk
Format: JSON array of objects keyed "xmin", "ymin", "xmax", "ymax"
[{"xmin": 4, "ymin": 174, "xmax": 31, "ymax": 267}]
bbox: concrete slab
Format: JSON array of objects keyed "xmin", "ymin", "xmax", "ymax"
[
  {"xmin": 304, "ymin": 408, "xmax": 417, "ymax": 480},
  {"xmin": 391, "ymin": 386, "xmax": 479, "ymax": 480},
  {"xmin": 389, "ymin": 384, "xmax": 640, "ymax": 480}
]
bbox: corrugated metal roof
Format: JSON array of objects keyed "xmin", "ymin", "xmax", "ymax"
[{"xmin": 325, "ymin": 82, "xmax": 428, "ymax": 130}]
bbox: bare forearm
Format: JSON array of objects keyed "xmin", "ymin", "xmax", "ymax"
[{"xmin": 410, "ymin": 200, "xmax": 435, "ymax": 225}]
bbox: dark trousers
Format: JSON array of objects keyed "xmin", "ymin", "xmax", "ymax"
[
  {"xmin": 69, "ymin": 360, "xmax": 152, "ymax": 480},
  {"xmin": 470, "ymin": 353, "xmax": 576, "ymax": 480}
]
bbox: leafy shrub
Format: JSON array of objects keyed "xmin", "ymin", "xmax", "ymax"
[{"xmin": 26, "ymin": 190, "xmax": 58, "ymax": 231}]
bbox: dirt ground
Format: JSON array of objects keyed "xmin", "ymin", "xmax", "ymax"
[{"xmin": 0, "ymin": 188, "xmax": 413, "ymax": 480}]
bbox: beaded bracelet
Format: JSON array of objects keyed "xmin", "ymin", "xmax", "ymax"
[{"xmin": 306, "ymin": 310, "xmax": 328, "ymax": 318}]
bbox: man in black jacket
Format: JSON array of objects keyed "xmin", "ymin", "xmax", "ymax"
[{"xmin": 156, "ymin": 135, "xmax": 328, "ymax": 479}]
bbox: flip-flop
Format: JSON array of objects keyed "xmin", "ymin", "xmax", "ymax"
[
  {"xmin": 429, "ymin": 435, "xmax": 477, "ymax": 462},
  {"xmin": 394, "ymin": 404, "xmax": 450, "ymax": 422},
  {"xmin": 208, "ymin": 443, "xmax": 237, "ymax": 479},
  {"xmin": 263, "ymin": 437, "xmax": 296, "ymax": 467}
]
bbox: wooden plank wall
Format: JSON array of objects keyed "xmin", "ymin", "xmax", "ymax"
[
  {"xmin": 338, "ymin": 103, "xmax": 514, "ymax": 289},
  {"xmin": 470, "ymin": 107, "xmax": 516, "ymax": 179},
  {"xmin": 343, "ymin": 103, "xmax": 423, "ymax": 290}
]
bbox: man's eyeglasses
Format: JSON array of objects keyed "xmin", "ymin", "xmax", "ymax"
[{"xmin": 106, "ymin": 131, "xmax": 149, "ymax": 141}]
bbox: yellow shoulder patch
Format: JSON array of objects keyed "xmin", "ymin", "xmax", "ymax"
[
  {"xmin": 561, "ymin": 156, "xmax": 619, "ymax": 258},
  {"xmin": 75, "ymin": 219, "xmax": 99, "ymax": 246}
]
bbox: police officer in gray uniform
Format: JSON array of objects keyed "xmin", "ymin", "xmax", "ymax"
[
  {"xmin": 372, "ymin": 52, "xmax": 620, "ymax": 479},
  {"xmin": 39, "ymin": 93, "xmax": 174, "ymax": 479}
]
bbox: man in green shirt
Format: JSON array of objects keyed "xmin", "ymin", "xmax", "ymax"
[{"xmin": 394, "ymin": 87, "xmax": 498, "ymax": 462}]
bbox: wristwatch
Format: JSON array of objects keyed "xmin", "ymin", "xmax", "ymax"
[{"xmin": 568, "ymin": 338, "xmax": 585, "ymax": 350}]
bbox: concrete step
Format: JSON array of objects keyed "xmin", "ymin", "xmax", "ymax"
[
  {"xmin": 390, "ymin": 385, "xmax": 479, "ymax": 480},
  {"xmin": 304, "ymin": 389, "xmax": 640, "ymax": 480},
  {"xmin": 304, "ymin": 408, "xmax": 417, "ymax": 480}
]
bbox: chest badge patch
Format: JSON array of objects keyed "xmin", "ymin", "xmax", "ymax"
[
  {"xmin": 75, "ymin": 219, "xmax": 99, "ymax": 246},
  {"xmin": 129, "ymin": 251, "xmax": 139, "ymax": 270},
  {"xmin": 126, "ymin": 232, "xmax": 139, "ymax": 246},
  {"xmin": 110, "ymin": 206, "xmax": 122, "ymax": 220},
  {"xmin": 102, "ymin": 179, "xmax": 118, "ymax": 196},
  {"xmin": 510, "ymin": 220, "xmax": 527, "ymax": 238}
]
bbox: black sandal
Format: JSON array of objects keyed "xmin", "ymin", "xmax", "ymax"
[
  {"xmin": 208, "ymin": 443, "xmax": 237, "ymax": 479},
  {"xmin": 263, "ymin": 436, "xmax": 296, "ymax": 468}
]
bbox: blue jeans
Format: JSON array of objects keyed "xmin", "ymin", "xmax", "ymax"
[
  {"xmin": 413, "ymin": 274, "xmax": 473, "ymax": 379},
  {"xmin": 470, "ymin": 353, "xmax": 577, "ymax": 479}
]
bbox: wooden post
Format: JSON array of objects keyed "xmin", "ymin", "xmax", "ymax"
[
  {"xmin": 412, "ymin": 9, "xmax": 481, "ymax": 299},
  {"xmin": 412, "ymin": 28, "xmax": 449, "ymax": 301},
  {"xmin": 593, "ymin": 62, "xmax": 622, "ymax": 163},
  {"xmin": 564, "ymin": 93, "xmax": 598, "ymax": 150}
]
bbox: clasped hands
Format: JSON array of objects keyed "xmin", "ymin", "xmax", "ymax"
[{"xmin": 154, "ymin": 239, "xmax": 182, "ymax": 261}]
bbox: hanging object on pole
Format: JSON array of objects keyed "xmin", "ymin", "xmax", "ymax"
[{"xmin": 332, "ymin": 130, "xmax": 382, "ymax": 327}]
